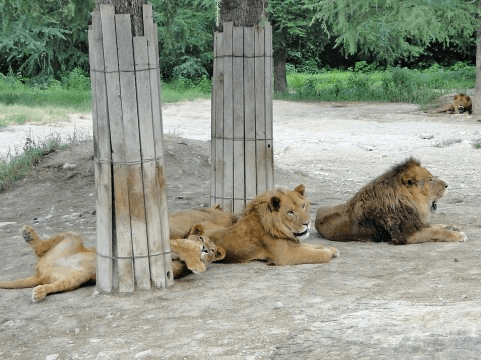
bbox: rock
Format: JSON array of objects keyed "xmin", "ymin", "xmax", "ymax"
[{"xmin": 63, "ymin": 163, "xmax": 77, "ymax": 170}]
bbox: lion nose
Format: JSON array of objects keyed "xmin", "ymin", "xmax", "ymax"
[{"xmin": 445, "ymin": 184, "xmax": 448, "ymax": 188}]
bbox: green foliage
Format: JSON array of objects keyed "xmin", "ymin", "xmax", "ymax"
[
  {"xmin": 279, "ymin": 65, "xmax": 475, "ymax": 104},
  {"xmin": 151, "ymin": 0, "xmax": 217, "ymax": 82},
  {"xmin": 312, "ymin": 0, "xmax": 480, "ymax": 65},
  {"xmin": 0, "ymin": 69, "xmax": 91, "ymax": 127},
  {"xmin": 0, "ymin": 0, "xmax": 95, "ymax": 79},
  {"xmin": 268, "ymin": 0, "xmax": 328, "ymax": 72}
]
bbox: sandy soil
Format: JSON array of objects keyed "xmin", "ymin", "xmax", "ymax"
[{"xmin": 0, "ymin": 100, "xmax": 481, "ymax": 359}]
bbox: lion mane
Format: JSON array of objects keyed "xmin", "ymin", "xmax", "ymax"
[
  {"xmin": 315, "ymin": 158, "xmax": 467, "ymax": 245},
  {"xmin": 192, "ymin": 184, "xmax": 339, "ymax": 266},
  {"xmin": 434, "ymin": 93, "xmax": 472, "ymax": 114}
]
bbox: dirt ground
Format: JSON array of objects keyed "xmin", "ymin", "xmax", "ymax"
[{"xmin": 0, "ymin": 100, "xmax": 481, "ymax": 359}]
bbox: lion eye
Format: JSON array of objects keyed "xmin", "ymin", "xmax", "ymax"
[
  {"xmin": 301, "ymin": 204, "xmax": 306, "ymax": 209},
  {"xmin": 288, "ymin": 211, "xmax": 294, "ymax": 215}
]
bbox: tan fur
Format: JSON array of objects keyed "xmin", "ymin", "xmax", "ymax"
[
  {"xmin": 315, "ymin": 158, "xmax": 467, "ymax": 245},
  {"xmin": 0, "ymin": 225, "xmax": 224, "ymax": 301},
  {"xmin": 171, "ymin": 224, "xmax": 226, "ymax": 278},
  {"xmin": 191, "ymin": 185, "xmax": 339, "ymax": 266},
  {"xmin": 435, "ymin": 93, "xmax": 472, "ymax": 114},
  {"xmin": 169, "ymin": 204, "xmax": 239, "ymax": 239}
]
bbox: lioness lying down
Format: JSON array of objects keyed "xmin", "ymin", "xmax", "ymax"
[
  {"xmin": 0, "ymin": 225, "xmax": 224, "ymax": 302},
  {"xmin": 315, "ymin": 158, "xmax": 467, "ymax": 244},
  {"xmin": 191, "ymin": 184, "xmax": 339, "ymax": 265},
  {"xmin": 169, "ymin": 204, "xmax": 239, "ymax": 239}
]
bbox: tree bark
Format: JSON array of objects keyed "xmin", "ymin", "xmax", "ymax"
[
  {"xmin": 273, "ymin": 47, "xmax": 287, "ymax": 93},
  {"xmin": 219, "ymin": 0, "xmax": 267, "ymax": 29},
  {"xmin": 94, "ymin": 0, "xmax": 146, "ymax": 36},
  {"xmin": 474, "ymin": 3, "xmax": 481, "ymax": 115}
]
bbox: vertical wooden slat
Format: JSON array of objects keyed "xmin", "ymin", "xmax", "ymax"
[
  {"xmin": 90, "ymin": 10, "xmax": 113, "ymax": 293},
  {"xmin": 223, "ymin": 22, "xmax": 234, "ymax": 211},
  {"xmin": 101, "ymin": 7, "xmax": 132, "ymax": 292},
  {"xmin": 117, "ymin": 18, "xmax": 150, "ymax": 290},
  {"xmin": 210, "ymin": 32, "xmax": 219, "ymax": 207},
  {"xmin": 233, "ymin": 26, "xmax": 245, "ymax": 213},
  {"xmin": 264, "ymin": 23, "xmax": 274, "ymax": 190},
  {"xmin": 243, "ymin": 27, "xmax": 256, "ymax": 202},
  {"xmin": 214, "ymin": 32, "xmax": 224, "ymax": 206},
  {"xmin": 134, "ymin": 34, "xmax": 166, "ymax": 289},
  {"xmin": 255, "ymin": 26, "xmax": 266, "ymax": 195},
  {"xmin": 114, "ymin": 14, "xmax": 136, "ymax": 292},
  {"xmin": 143, "ymin": 4, "xmax": 173, "ymax": 287}
]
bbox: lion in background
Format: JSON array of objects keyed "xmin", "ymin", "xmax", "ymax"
[
  {"xmin": 169, "ymin": 204, "xmax": 239, "ymax": 239},
  {"xmin": 315, "ymin": 158, "xmax": 467, "ymax": 245},
  {"xmin": 434, "ymin": 93, "xmax": 472, "ymax": 114},
  {"xmin": 191, "ymin": 184, "xmax": 339, "ymax": 265},
  {"xmin": 0, "ymin": 225, "xmax": 224, "ymax": 302}
]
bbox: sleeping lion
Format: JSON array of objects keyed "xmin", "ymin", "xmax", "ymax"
[
  {"xmin": 315, "ymin": 158, "xmax": 467, "ymax": 244},
  {"xmin": 0, "ymin": 224, "xmax": 224, "ymax": 302}
]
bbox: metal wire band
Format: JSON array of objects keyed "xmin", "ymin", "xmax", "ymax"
[
  {"xmin": 97, "ymin": 251, "xmax": 170, "ymax": 260},
  {"xmin": 94, "ymin": 156, "xmax": 164, "ymax": 166}
]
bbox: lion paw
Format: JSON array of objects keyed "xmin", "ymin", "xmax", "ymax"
[
  {"xmin": 188, "ymin": 262, "xmax": 206, "ymax": 274},
  {"xmin": 21, "ymin": 225, "xmax": 34, "ymax": 242},
  {"xmin": 330, "ymin": 247, "xmax": 340, "ymax": 258},
  {"xmin": 32, "ymin": 285, "xmax": 47, "ymax": 302},
  {"xmin": 457, "ymin": 232, "xmax": 468, "ymax": 242}
]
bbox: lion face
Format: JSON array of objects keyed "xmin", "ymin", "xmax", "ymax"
[
  {"xmin": 253, "ymin": 184, "xmax": 311, "ymax": 242},
  {"xmin": 453, "ymin": 93, "xmax": 472, "ymax": 114},
  {"xmin": 401, "ymin": 164, "xmax": 447, "ymax": 217},
  {"xmin": 186, "ymin": 233, "xmax": 226, "ymax": 264}
]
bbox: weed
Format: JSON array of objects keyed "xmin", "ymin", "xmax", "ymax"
[{"xmin": 0, "ymin": 128, "xmax": 92, "ymax": 190}]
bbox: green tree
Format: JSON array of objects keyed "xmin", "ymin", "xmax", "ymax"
[
  {"xmin": 0, "ymin": 0, "xmax": 95, "ymax": 79},
  {"xmin": 151, "ymin": 0, "xmax": 217, "ymax": 81},
  {"xmin": 313, "ymin": 0, "xmax": 480, "ymax": 65},
  {"xmin": 268, "ymin": 0, "xmax": 328, "ymax": 93}
]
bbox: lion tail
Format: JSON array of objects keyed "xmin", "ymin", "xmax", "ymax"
[{"xmin": 0, "ymin": 276, "xmax": 41, "ymax": 289}]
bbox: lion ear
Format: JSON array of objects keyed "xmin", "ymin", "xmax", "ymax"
[
  {"xmin": 190, "ymin": 223, "xmax": 205, "ymax": 236},
  {"xmin": 268, "ymin": 196, "xmax": 281, "ymax": 212},
  {"xmin": 215, "ymin": 246, "xmax": 226, "ymax": 261},
  {"xmin": 454, "ymin": 94, "xmax": 460, "ymax": 100},
  {"xmin": 294, "ymin": 184, "xmax": 306, "ymax": 197},
  {"xmin": 401, "ymin": 173, "xmax": 414, "ymax": 186},
  {"xmin": 214, "ymin": 203, "xmax": 223, "ymax": 210}
]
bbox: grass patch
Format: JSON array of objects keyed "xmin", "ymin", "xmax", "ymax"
[
  {"xmin": 161, "ymin": 76, "xmax": 212, "ymax": 103},
  {"xmin": 474, "ymin": 139, "xmax": 481, "ymax": 149},
  {"xmin": 0, "ymin": 129, "xmax": 92, "ymax": 191},
  {"xmin": 279, "ymin": 63, "xmax": 475, "ymax": 104},
  {"xmin": 0, "ymin": 71, "xmax": 91, "ymax": 127}
]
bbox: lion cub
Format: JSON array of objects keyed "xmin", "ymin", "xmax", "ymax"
[{"xmin": 0, "ymin": 225, "xmax": 225, "ymax": 302}]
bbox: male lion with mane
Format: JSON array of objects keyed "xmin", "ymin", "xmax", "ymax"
[
  {"xmin": 0, "ymin": 225, "xmax": 224, "ymax": 302},
  {"xmin": 191, "ymin": 184, "xmax": 339, "ymax": 265},
  {"xmin": 434, "ymin": 93, "xmax": 472, "ymax": 114},
  {"xmin": 315, "ymin": 158, "xmax": 467, "ymax": 244}
]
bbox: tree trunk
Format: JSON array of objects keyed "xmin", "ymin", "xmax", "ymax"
[
  {"xmin": 219, "ymin": 0, "xmax": 267, "ymax": 29},
  {"xmin": 94, "ymin": 0, "xmax": 146, "ymax": 36},
  {"xmin": 273, "ymin": 47, "xmax": 287, "ymax": 93},
  {"xmin": 474, "ymin": 4, "xmax": 481, "ymax": 115}
]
